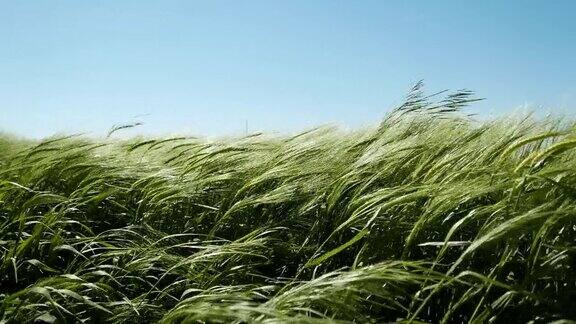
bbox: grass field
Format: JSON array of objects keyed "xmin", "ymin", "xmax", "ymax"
[{"xmin": 1, "ymin": 86, "xmax": 575, "ymax": 323}]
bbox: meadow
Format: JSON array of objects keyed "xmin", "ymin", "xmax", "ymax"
[{"xmin": 1, "ymin": 86, "xmax": 575, "ymax": 323}]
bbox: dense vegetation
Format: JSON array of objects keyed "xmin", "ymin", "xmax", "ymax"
[{"xmin": 1, "ymin": 86, "xmax": 575, "ymax": 323}]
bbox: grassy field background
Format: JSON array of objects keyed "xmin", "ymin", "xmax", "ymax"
[{"xmin": 1, "ymin": 86, "xmax": 575, "ymax": 323}]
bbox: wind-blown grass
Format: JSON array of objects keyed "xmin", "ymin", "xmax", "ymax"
[{"xmin": 1, "ymin": 86, "xmax": 575, "ymax": 323}]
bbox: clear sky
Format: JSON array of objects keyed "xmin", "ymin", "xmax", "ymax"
[{"xmin": 1, "ymin": 1, "xmax": 575, "ymax": 138}]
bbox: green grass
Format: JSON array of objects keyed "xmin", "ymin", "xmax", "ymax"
[{"xmin": 1, "ymin": 86, "xmax": 575, "ymax": 323}]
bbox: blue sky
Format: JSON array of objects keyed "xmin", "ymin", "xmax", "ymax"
[{"xmin": 1, "ymin": 1, "xmax": 575, "ymax": 138}]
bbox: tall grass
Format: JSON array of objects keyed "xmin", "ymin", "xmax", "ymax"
[{"xmin": 1, "ymin": 86, "xmax": 575, "ymax": 323}]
